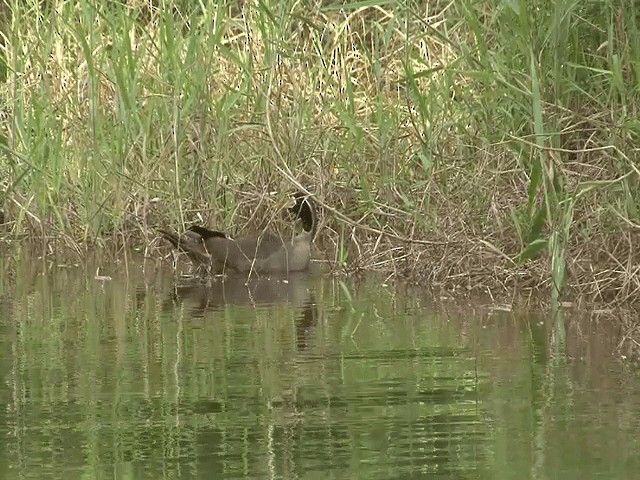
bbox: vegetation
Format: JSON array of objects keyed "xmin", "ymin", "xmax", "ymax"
[{"xmin": 1, "ymin": 0, "xmax": 639, "ymax": 306}]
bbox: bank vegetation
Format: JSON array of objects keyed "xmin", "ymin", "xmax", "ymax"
[{"xmin": 0, "ymin": 0, "xmax": 638, "ymax": 312}]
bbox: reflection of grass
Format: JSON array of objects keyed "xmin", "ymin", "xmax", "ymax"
[
  {"xmin": 1, "ymin": 1, "xmax": 639, "ymax": 305},
  {"xmin": 4, "ymin": 265, "xmax": 488, "ymax": 478}
]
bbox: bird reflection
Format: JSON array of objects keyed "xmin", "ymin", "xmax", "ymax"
[{"xmin": 164, "ymin": 271, "xmax": 318, "ymax": 349}]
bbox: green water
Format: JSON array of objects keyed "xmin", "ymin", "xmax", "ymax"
[{"xmin": 0, "ymin": 256, "xmax": 639, "ymax": 480}]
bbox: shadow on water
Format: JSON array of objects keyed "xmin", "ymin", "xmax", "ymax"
[
  {"xmin": 164, "ymin": 271, "xmax": 315, "ymax": 313},
  {"xmin": 0, "ymin": 253, "xmax": 639, "ymax": 480},
  {"xmin": 160, "ymin": 270, "xmax": 320, "ymax": 353}
]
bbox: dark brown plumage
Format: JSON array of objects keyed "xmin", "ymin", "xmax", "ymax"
[{"xmin": 159, "ymin": 193, "xmax": 316, "ymax": 275}]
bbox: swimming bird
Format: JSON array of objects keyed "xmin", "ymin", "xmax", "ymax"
[{"xmin": 159, "ymin": 193, "xmax": 317, "ymax": 275}]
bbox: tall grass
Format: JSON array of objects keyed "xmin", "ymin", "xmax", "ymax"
[{"xmin": 0, "ymin": 0, "xmax": 638, "ymax": 304}]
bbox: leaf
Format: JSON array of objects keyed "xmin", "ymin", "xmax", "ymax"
[
  {"xmin": 526, "ymin": 205, "xmax": 547, "ymax": 243},
  {"xmin": 513, "ymin": 238, "xmax": 548, "ymax": 265}
]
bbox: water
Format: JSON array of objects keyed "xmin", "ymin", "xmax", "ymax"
[{"xmin": 0, "ymin": 254, "xmax": 639, "ymax": 479}]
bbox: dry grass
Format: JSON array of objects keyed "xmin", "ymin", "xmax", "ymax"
[{"xmin": 0, "ymin": 0, "xmax": 638, "ymax": 342}]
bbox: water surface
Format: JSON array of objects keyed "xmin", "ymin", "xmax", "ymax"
[{"xmin": 0, "ymin": 255, "xmax": 638, "ymax": 479}]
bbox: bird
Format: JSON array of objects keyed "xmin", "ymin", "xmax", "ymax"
[
  {"xmin": 157, "ymin": 226, "xmax": 226, "ymax": 274},
  {"xmin": 159, "ymin": 192, "xmax": 317, "ymax": 275}
]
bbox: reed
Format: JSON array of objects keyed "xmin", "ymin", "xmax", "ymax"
[{"xmin": 1, "ymin": 0, "xmax": 638, "ymax": 305}]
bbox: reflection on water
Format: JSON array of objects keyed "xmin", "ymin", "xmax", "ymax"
[
  {"xmin": 167, "ymin": 271, "xmax": 315, "ymax": 316},
  {"xmin": 0, "ymin": 254, "xmax": 639, "ymax": 480}
]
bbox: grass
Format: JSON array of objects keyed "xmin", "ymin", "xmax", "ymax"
[{"xmin": 0, "ymin": 0, "xmax": 639, "ymax": 307}]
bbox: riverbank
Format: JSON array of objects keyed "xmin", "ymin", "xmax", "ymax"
[{"xmin": 1, "ymin": 1, "xmax": 638, "ymax": 308}]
